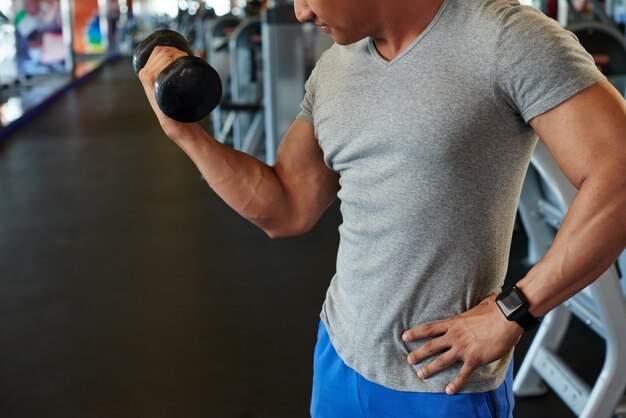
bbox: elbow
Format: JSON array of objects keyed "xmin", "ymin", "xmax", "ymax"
[
  {"xmin": 263, "ymin": 218, "xmax": 314, "ymax": 240},
  {"xmin": 265, "ymin": 230, "xmax": 292, "ymax": 240},
  {"xmin": 265, "ymin": 229, "xmax": 289, "ymax": 240}
]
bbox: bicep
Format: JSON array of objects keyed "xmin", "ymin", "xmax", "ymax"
[
  {"xmin": 529, "ymin": 80, "xmax": 626, "ymax": 188},
  {"xmin": 272, "ymin": 119, "xmax": 340, "ymax": 232}
]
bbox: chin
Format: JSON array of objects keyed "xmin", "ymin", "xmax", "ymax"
[{"xmin": 332, "ymin": 33, "xmax": 367, "ymax": 46}]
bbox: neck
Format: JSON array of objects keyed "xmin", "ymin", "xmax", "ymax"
[{"xmin": 371, "ymin": 0, "xmax": 445, "ymax": 61}]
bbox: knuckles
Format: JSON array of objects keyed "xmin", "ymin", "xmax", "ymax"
[
  {"xmin": 137, "ymin": 68, "xmax": 154, "ymax": 84},
  {"xmin": 152, "ymin": 45, "xmax": 187, "ymax": 61},
  {"xmin": 435, "ymin": 357, "xmax": 448, "ymax": 369},
  {"xmin": 462, "ymin": 354, "xmax": 482, "ymax": 369},
  {"xmin": 421, "ymin": 323, "xmax": 433, "ymax": 335},
  {"xmin": 140, "ymin": 46, "xmax": 187, "ymax": 82},
  {"xmin": 422, "ymin": 341, "xmax": 434, "ymax": 355}
]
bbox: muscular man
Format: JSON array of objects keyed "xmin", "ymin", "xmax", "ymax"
[{"xmin": 138, "ymin": 0, "xmax": 626, "ymax": 416}]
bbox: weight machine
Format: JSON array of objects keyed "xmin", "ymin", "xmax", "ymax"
[
  {"xmin": 514, "ymin": 7, "xmax": 626, "ymax": 414},
  {"xmin": 569, "ymin": 19, "xmax": 626, "ymax": 75},
  {"xmin": 214, "ymin": 17, "xmax": 264, "ymax": 156},
  {"xmin": 261, "ymin": 4, "xmax": 333, "ymax": 163},
  {"xmin": 209, "ymin": 2, "xmax": 332, "ymax": 163},
  {"xmin": 515, "ymin": 142, "xmax": 626, "ymax": 418},
  {"xmin": 522, "ymin": 0, "xmax": 626, "ymax": 74},
  {"xmin": 204, "ymin": 14, "xmax": 242, "ymax": 141}
]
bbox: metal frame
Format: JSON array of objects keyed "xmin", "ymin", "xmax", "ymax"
[
  {"xmin": 227, "ymin": 17, "xmax": 263, "ymax": 156},
  {"xmin": 208, "ymin": 17, "xmax": 265, "ymax": 158},
  {"xmin": 260, "ymin": 5, "xmax": 333, "ymax": 164},
  {"xmin": 204, "ymin": 14, "xmax": 241, "ymax": 138},
  {"xmin": 514, "ymin": 141, "xmax": 626, "ymax": 418},
  {"xmin": 261, "ymin": 5, "xmax": 306, "ymax": 164}
]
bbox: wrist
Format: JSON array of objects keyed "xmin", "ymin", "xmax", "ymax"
[
  {"xmin": 495, "ymin": 284, "xmax": 541, "ymax": 331},
  {"xmin": 161, "ymin": 119, "xmax": 201, "ymax": 142}
]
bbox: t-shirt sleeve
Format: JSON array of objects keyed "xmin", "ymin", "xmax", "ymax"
[
  {"xmin": 492, "ymin": 5, "xmax": 606, "ymax": 127},
  {"xmin": 296, "ymin": 54, "xmax": 324, "ymax": 125}
]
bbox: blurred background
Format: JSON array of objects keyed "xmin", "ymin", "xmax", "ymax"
[{"xmin": 1, "ymin": 1, "xmax": 625, "ymax": 417}]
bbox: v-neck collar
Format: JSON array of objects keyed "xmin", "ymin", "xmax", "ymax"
[{"xmin": 368, "ymin": 0, "xmax": 450, "ymax": 67}]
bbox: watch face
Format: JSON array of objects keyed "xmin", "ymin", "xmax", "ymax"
[{"xmin": 498, "ymin": 287, "xmax": 526, "ymax": 317}]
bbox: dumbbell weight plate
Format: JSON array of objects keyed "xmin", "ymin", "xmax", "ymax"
[{"xmin": 154, "ymin": 56, "xmax": 223, "ymax": 123}]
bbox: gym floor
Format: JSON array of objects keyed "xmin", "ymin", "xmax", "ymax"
[{"xmin": 0, "ymin": 58, "xmax": 607, "ymax": 417}]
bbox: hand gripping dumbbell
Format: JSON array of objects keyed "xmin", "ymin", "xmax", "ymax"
[{"xmin": 133, "ymin": 29, "xmax": 222, "ymax": 123}]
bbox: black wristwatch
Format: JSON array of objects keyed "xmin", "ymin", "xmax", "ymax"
[{"xmin": 495, "ymin": 285, "xmax": 541, "ymax": 331}]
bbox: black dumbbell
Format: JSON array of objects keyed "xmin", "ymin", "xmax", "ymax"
[{"xmin": 133, "ymin": 29, "xmax": 222, "ymax": 123}]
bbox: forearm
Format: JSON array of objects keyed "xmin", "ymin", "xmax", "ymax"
[
  {"xmin": 137, "ymin": 46, "xmax": 298, "ymax": 236},
  {"xmin": 517, "ymin": 165, "xmax": 626, "ymax": 317},
  {"xmin": 171, "ymin": 124, "xmax": 294, "ymax": 237}
]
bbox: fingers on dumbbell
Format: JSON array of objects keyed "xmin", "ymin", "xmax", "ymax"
[
  {"xmin": 139, "ymin": 47, "xmax": 185, "ymax": 83},
  {"xmin": 149, "ymin": 47, "xmax": 186, "ymax": 71},
  {"xmin": 133, "ymin": 29, "xmax": 194, "ymax": 75}
]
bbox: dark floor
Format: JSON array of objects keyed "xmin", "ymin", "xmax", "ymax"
[{"xmin": 0, "ymin": 58, "xmax": 609, "ymax": 417}]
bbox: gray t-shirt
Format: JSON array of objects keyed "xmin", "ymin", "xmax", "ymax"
[{"xmin": 297, "ymin": 0, "xmax": 604, "ymax": 392}]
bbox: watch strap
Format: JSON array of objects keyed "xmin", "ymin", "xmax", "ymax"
[{"xmin": 511, "ymin": 307, "xmax": 541, "ymax": 331}]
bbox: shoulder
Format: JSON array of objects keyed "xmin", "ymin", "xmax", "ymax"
[
  {"xmin": 492, "ymin": 1, "xmax": 567, "ymax": 39},
  {"xmin": 450, "ymin": 0, "xmax": 557, "ymax": 32},
  {"xmin": 437, "ymin": 0, "xmax": 529, "ymax": 45},
  {"xmin": 492, "ymin": 3, "xmax": 590, "ymax": 66}
]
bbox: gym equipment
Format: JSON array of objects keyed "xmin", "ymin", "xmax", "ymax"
[
  {"xmin": 551, "ymin": 0, "xmax": 626, "ymax": 75},
  {"xmin": 213, "ymin": 18, "xmax": 264, "ymax": 155},
  {"xmin": 609, "ymin": 74, "xmax": 626, "ymax": 95},
  {"xmin": 229, "ymin": 18, "xmax": 263, "ymax": 154},
  {"xmin": 193, "ymin": 6, "xmax": 218, "ymax": 57},
  {"xmin": 509, "ymin": 7, "xmax": 626, "ymax": 414},
  {"xmin": 133, "ymin": 29, "xmax": 222, "ymax": 123},
  {"xmin": 203, "ymin": 14, "xmax": 243, "ymax": 138},
  {"xmin": 262, "ymin": 4, "xmax": 333, "ymax": 163},
  {"xmin": 200, "ymin": 2, "xmax": 332, "ymax": 162},
  {"xmin": 527, "ymin": 1, "xmax": 626, "ymax": 71},
  {"xmin": 515, "ymin": 141, "xmax": 626, "ymax": 418},
  {"xmin": 568, "ymin": 21, "xmax": 626, "ymax": 75}
]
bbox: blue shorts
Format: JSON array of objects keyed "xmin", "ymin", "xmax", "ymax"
[{"xmin": 310, "ymin": 320, "xmax": 514, "ymax": 418}]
